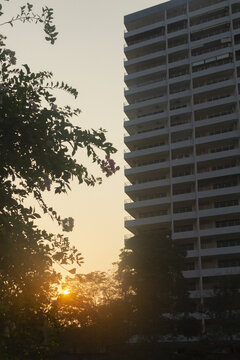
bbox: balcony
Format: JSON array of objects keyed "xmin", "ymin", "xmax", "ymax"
[
  {"xmin": 124, "ymin": 50, "xmax": 165, "ymax": 69},
  {"xmin": 124, "ymin": 78, "xmax": 166, "ymax": 95},
  {"xmin": 173, "ymin": 210, "xmax": 197, "ymax": 221},
  {"xmin": 124, "ymin": 34, "xmax": 165, "ymax": 53},
  {"xmin": 183, "ymin": 265, "xmax": 240, "ymax": 278},
  {"xmin": 193, "ymin": 77, "xmax": 235, "ymax": 95},
  {"xmin": 124, "ymin": 64, "xmax": 166, "ymax": 82},
  {"xmin": 187, "ymin": 245, "xmax": 240, "ymax": 258},
  {"xmin": 124, "ymin": 144, "xmax": 169, "ymax": 160},
  {"xmin": 189, "ymin": 0, "xmax": 228, "ymax": 16},
  {"xmin": 125, "ymin": 195, "xmax": 171, "ymax": 211},
  {"xmin": 173, "ymin": 229, "xmax": 198, "ymax": 240},
  {"xmin": 125, "ymin": 213, "xmax": 171, "ymax": 231},
  {"xmin": 199, "ymin": 204, "xmax": 240, "ymax": 219},
  {"xmin": 190, "ymin": 15, "xmax": 230, "ymax": 34},
  {"xmin": 198, "ymin": 185, "xmax": 240, "ymax": 201},
  {"xmin": 125, "ymin": 177, "xmax": 170, "ymax": 194},
  {"xmin": 194, "ymin": 95, "xmax": 236, "ymax": 111},
  {"xmin": 124, "ymin": 110, "xmax": 168, "ymax": 128},
  {"xmin": 191, "ymin": 54, "xmax": 233, "ymax": 77},
  {"xmin": 124, "ymin": 127, "xmax": 168, "ymax": 144},
  {"xmin": 196, "ymin": 129, "xmax": 240, "ymax": 145},
  {"xmin": 124, "ymin": 19, "xmax": 165, "ymax": 39},
  {"xmin": 125, "ymin": 160, "xmax": 170, "ymax": 177},
  {"xmin": 200, "ymin": 224, "xmax": 240, "ymax": 237},
  {"xmin": 171, "ymin": 139, "xmax": 193, "ymax": 150},
  {"xmin": 124, "ymin": 95, "xmax": 167, "ymax": 113},
  {"xmin": 197, "ymin": 144, "xmax": 239, "ymax": 158},
  {"xmin": 189, "ymin": 290, "xmax": 214, "ymax": 298}
]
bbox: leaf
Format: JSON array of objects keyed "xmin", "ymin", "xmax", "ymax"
[{"xmin": 69, "ymin": 268, "xmax": 76, "ymax": 275}]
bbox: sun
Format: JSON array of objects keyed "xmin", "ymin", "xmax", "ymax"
[{"xmin": 62, "ymin": 288, "xmax": 70, "ymax": 295}]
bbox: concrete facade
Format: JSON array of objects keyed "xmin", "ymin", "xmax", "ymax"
[{"xmin": 124, "ymin": 0, "xmax": 240, "ymax": 306}]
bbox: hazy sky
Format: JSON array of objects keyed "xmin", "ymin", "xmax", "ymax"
[{"xmin": 3, "ymin": 0, "xmax": 165, "ymax": 273}]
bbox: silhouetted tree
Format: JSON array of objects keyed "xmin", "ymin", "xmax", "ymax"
[
  {"xmin": 0, "ymin": 3, "xmax": 119, "ymax": 358},
  {"xmin": 206, "ymin": 275, "xmax": 240, "ymax": 342},
  {"xmin": 118, "ymin": 231, "xmax": 199, "ymax": 342}
]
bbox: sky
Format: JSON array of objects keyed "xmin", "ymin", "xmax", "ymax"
[{"xmin": 2, "ymin": 0, "xmax": 165, "ymax": 273}]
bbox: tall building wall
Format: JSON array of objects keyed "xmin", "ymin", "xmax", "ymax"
[{"xmin": 124, "ymin": 0, "xmax": 240, "ymax": 305}]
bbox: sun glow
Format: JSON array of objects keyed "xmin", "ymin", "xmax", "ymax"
[{"xmin": 63, "ymin": 289, "xmax": 70, "ymax": 295}]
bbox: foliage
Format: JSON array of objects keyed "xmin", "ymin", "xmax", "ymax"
[
  {"xmin": 205, "ymin": 275, "xmax": 240, "ymax": 341},
  {"xmin": 55, "ymin": 271, "xmax": 128, "ymax": 352},
  {"xmin": 0, "ymin": 2, "xmax": 119, "ymax": 358},
  {"xmin": 118, "ymin": 231, "xmax": 197, "ymax": 341}
]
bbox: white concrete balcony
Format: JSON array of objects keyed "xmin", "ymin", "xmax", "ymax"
[
  {"xmin": 124, "ymin": 95, "xmax": 167, "ymax": 112},
  {"xmin": 197, "ymin": 166, "xmax": 240, "ymax": 182},
  {"xmin": 191, "ymin": 60, "xmax": 234, "ymax": 79},
  {"xmin": 189, "ymin": 290, "xmax": 214, "ymax": 299},
  {"xmin": 187, "ymin": 245, "xmax": 240, "ymax": 259},
  {"xmin": 172, "ymin": 192, "xmax": 196, "ymax": 203},
  {"xmin": 124, "ymin": 64, "xmax": 166, "ymax": 82},
  {"xmin": 166, "ymin": 13, "xmax": 188, "ymax": 25},
  {"xmin": 125, "ymin": 178, "xmax": 170, "ymax": 194},
  {"xmin": 124, "ymin": 35, "xmax": 165, "ymax": 53},
  {"xmin": 197, "ymin": 148, "xmax": 240, "ymax": 163},
  {"xmin": 194, "ymin": 112, "xmax": 238, "ymax": 129},
  {"xmin": 172, "ymin": 174, "xmax": 195, "ymax": 185},
  {"xmin": 167, "ymin": 27, "xmax": 188, "ymax": 39},
  {"xmin": 168, "ymin": 58, "xmax": 189, "ymax": 70},
  {"xmin": 168, "ymin": 73, "xmax": 191, "ymax": 84},
  {"xmin": 199, "ymin": 205, "xmax": 240, "ymax": 219},
  {"xmin": 124, "ymin": 21, "xmax": 165, "ymax": 40},
  {"xmin": 189, "ymin": 0, "xmax": 228, "ymax": 18},
  {"xmin": 193, "ymin": 95, "xmax": 236, "ymax": 112},
  {"xmin": 124, "ymin": 78, "xmax": 167, "ymax": 96},
  {"xmin": 125, "ymin": 213, "xmax": 171, "ymax": 230},
  {"xmin": 125, "ymin": 160, "xmax": 170, "ymax": 177},
  {"xmin": 202, "ymin": 266, "xmax": 240, "ymax": 277},
  {"xmin": 124, "ymin": 111, "xmax": 168, "ymax": 128},
  {"xmin": 171, "ymin": 139, "xmax": 193, "ymax": 150},
  {"xmin": 124, "ymin": 144, "xmax": 169, "ymax": 160},
  {"xmin": 190, "ymin": 14, "xmax": 230, "ymax": 34},
  {"xmin": 198, "ymin": 185, "xmax": 240, "ymax": 201},
  {"xmin": 173, "ymin": 230, "xmax": 198, "ymax": 240},
  {"xmin": 172, "ymin": 156, "xmax": 194, "ymax": 168},
  {"xmin": 170, "ymin": 122, "xmax": 192, "ymax": 134},
  {"xmin": 183, "ymin": 266, "xmax": 240, "ymax": 279},
  {"xmin": 170, "ymin": 105, "xmax": 192, "ymax": 116},
  {"xmin": 196, "ymin": 130, "xmax": 239, "ymax": 145},
  {"xmin": 190, "ymin": 31, "xmax": 232, "ymax": 50},
  {"xmin": 173, "ymin": 210, "xmax": 197, "ymax": 221},
  {"xmin": 182, "ymin": 269, "xmax": 200, "ymax": 279},
  {"xmin": 167, "ymin": 42, "xmax": 189, "ymax": 55},
  {"xmin": 231, "ymin": 11, "xmax": 240, "ymax": 20},
  {"xmin": 200, "ymin": 225, "xmax": 240, "ymax": 238},
  {"xmin": 193, "ymin": 78, "xmax": 235, "ymax": 95},
  {"xmin": 169, "ymin": 89, "xmax": 191, "ymax": 100},
  {"xmin": 125, "ymin": 196, "xmax": 171, "ymax": 211},
  {"xmin": 124, "ymin": 127, "xmax": 168, "ymax": 144},
  {"xmin": 124, "ymin": 50, "xmax": 165, "ymax": 69}
]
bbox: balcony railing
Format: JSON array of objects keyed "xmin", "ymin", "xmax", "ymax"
[
  {"xmin": 194, "ymin": 93, "xmax": 232, "ymax": 105},
  {"xmin": 192, "ymin": 42, "xmax": 231, "ymax": 57},
  {"xmin": 125, "ymin": 32, "xmax": 165, "ymax": 47},
  {"xmin": 193, "ymin": 76, "xmax": 232, "ymax": 89}
]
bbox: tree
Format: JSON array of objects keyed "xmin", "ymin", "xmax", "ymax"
[
  {"xmin": 205, "ymin": 275, "xmax": 240, "ymax": 342},
  {"xmin": 0, "ymin": 3, "xmax": 119, "ymax": 358},
  {"xmin": 118, "ymin": 231, "xmax": 198, "ymax": 342},
  {"xmin": 55, "ymin": 271, "xmax": 127, "ymax": 353}
]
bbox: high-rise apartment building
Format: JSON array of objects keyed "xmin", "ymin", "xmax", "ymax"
[{"xmin": 124, "ymin": 0, "xmax": 240, "ymax": 307}]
